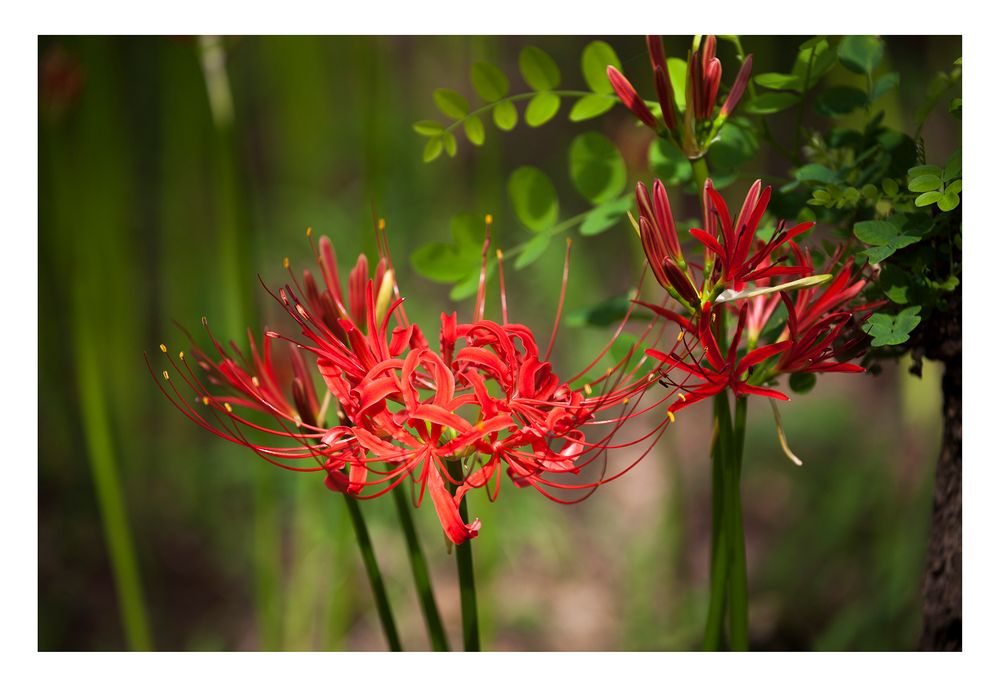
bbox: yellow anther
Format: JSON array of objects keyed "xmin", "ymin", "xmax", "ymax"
[
  {"xmin": 178, "ymin": 351, "xmax": 184, "ymax": 360},
  {"xmin": 378, "ymin": 218, "xmax": 386, "ymax": 231},
  {"xmin": 677, "ymin": 330, "xmax": 685, "ymax": 342},
  {"xmin": 251, "ymin": 375, "xmax": 260, "ymax": 387},
  {"xmin": 306, "ymin": 226, "xmax": 313, "ymax": 237},
  {"xmin": 162, "ymin": 370, "xmax": 169, "ymax": 380},
  {"xmin": 202, "ymin": 396, "xmax": 210, "ymax": 406},
  {"xmin": 485, "ymin": 213, "xmax": 493, "ymax": 225},
  {"xmin": 159, "ymin": 343, "xmax": 167, "ymax": 353},
  {"xmin": 496, "ymin": 249, "xmax": 504, "ymax": 260},
  {"xmin": 224, "ymin": 402, "xmax": 233, "ymax": 413},
  {"xmin": 622, "ymin": 397, "xmax": 630, "ymax": 405},
  {"xmin": 283, "ymin": 257, "xmax": 290, "ymax": 269},
  {"xmin": 667, "ymin": 411, "xmax": 676, "ymax": 423},
  {"xmin": 584, "ymin": 383, "xmax": 593, "ymax": 396},
  {"xmin": 679, "ymin": 392, "xmax": 687, "ymax": 401}
]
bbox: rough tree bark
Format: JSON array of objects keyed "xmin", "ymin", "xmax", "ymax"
[{"xmin": 917, "ymin": 287, "xmax": 961, "ymax": 651}]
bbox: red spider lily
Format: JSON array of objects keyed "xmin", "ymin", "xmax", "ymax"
[
  {"xmin": 691, "ymin": 179, "xmax": 815, "ymax": 291},
  {"xmin": 647, "ymin": 303, "xmax": 791, "ymax": 413},
  {"xmin": 153, "ymin": 224, "xmax": 683, "ymax": 545},
  {"xmin": 607, "ymin": 35, "xmax": 752, "ymax": 159},
  {"xmin": 771, "ymin": 250, "xmax": 878, "ymax": 376},
  {"xmin": 147, "ymin": 324, "xmax": 332, "ymax": 474}
]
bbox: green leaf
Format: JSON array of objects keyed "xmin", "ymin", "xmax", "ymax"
[
  {"xmin": 914, "ymin": 191, "xmax": 943, "ymax": 207},
  {"xmin": 815, "ymin": 86, "xmax": 868, "ymax": 116},
  {"xmin": 580, "ymin": 196, "xmax": 631, "ymax": 236},
  {"xmin": 744, "ymin": 92, "xmax": 800, "ymax": 114},
  {"xmin": 422, "ymin": 137, "xmax": 443, "ymax": 162},
  {"xmin": 507, "ymin": 166, "xmax": 559, "ymax": 232},
  {"xmin": 863, "ymin": 306, "xmax": 921, "ymax": 347},
  {"xmin": 853, "ymin": 220, "xmax": 897, "ymax": 245},
  {"xmin": 434, "ymin": 88, "xmax": 469, "ymax": 119},
  {"xmin": 789, "ymin": 372, "xmax": 817, "ymax": 394},
  {"xmin": 513, "ymin": 232, "xmax": 552, "ymax": 270},
  {"xmin": 463, "ymin": 116, "xmax": 485, "ymax": 146},
  {"xmin": 524, "ymin": 92, "xmax": 561, "ymax": 126},
  {"xmin": 907, "ymin": 164, "xmax": 942, "ymax": 178},
  {"xmin": 568, "ymin": 132, "xmax": 626, "ymax": 204},
  {"xmin": 873, "ymin": 72, "xmax": 900, "ymax": 100},
  {"xmin": 754, "ymin": 72, "xmax": 803, "ymax": 91},
  {"xmin": 707, "ymin": 119, "xmax": 759, "ymax": 173},
  {"xmin": 519, "ymin": 45, "xmax": 561, "ymax": 91},
  {"xmin": 938, "ymin": 192, "xmax": 960, "ymax": 212},
  {"xmin": 493, "ymin": 100, "xmax": 518, "ymax": 131},
  {"xmin": 667, "ymin": 57, "xmax": 687, "ymax": 109},
  {"xmin": 854, "ymin": 219, "xmax": 923, "ymax": 262},
  {"xmin": 793, "ymin": 38, "xmax": 836, "ymax": 89},
  {"xmin": 569, "ymin": 94, "xmax": 615, "ymax": 122},
  {"xmin": 413, "ymin": 120, "xmax": 446, "ymax": 136},
  {"xmin": 650, "ymin": 139, "xmax": 693, "ymax": 185},
  {"xmin": 450, "ymin": 262, "xmax": 494, "ymax": 301},
  {"xmin": 908, "ymin": 174, "xmax": 942, "ymax": 193},
  {"xmin": 409, "ymin": 213, "xmax": 486, "ymax": 283},
  {"xmin": 944, "ymin": 150, "xmax": 962, "ymax": 181},
  {"xmin": 581, "ymin": 40, "xmax": 621, "ymax": 94},
  {"xmin": 881, "ymin": 178, "xmax": 900, "ymax": 195},
  {"xmin": 442, "ymin": 131, "xmax": 457, "ymax": 157},
  {"xmin": 837, "ymin": 35, "xmax": 884, "ymax": 75},
  {"xmin": 795, "ymin": 163, "xmax": 838, "ymax": 184},
  {"xmin": 470, "ymin": 61, "xmax": 509, "ymax": 102},
  {"xmin": 944, "ymin": 179, "xmax": 962, "ymax": 195}
]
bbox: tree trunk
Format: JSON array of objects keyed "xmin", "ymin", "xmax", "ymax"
[{"xmin": 918, "ymin": 289, "xmax": 961, "ymax": 651}]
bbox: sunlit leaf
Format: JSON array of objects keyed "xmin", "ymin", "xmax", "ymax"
[
  {"xmin": 579, "ymin": 196, "xmax": 631, "ymax": 236},
  {"xmin": 519, "ymin": 45, "xmax": 561, "ymax": 91},
  {"xmin": 470, "ymin": 61, "xmax": 509, "ymax": 102},
  {"xmin": 463, "ymin": 115, "xmax": 485, "ymax": 146},
  {"xmin": 863, "ymin": 306, "xmax": 921, "ymax": 347},
  {"xmin": 513, "ymin": 231, "xmax": 552, "ymax": 269},
  {"xmin": 434, "ymin": 88, "xmax": 469, "ymax": 119},
  {"xmin": 581, "ymin": 40, "xmax": 621, "ymax": 94},
  {"xmin": 569, "ymin": 94, "xmax": 615, "ymax": 122},
  {"xmin": 413, "ymin": 120, "xmax": 446, "ymax": 136},
  {"xmin": 493, "ymin": 100, "xmax": 518, "ymax": 131},
  {"xmin": 422, "ymin": 137, "xmax": 443, "ymax": 162},
  {"xmin": 525, "ymin": 92, "xmax": 561, "ymax": 126}
]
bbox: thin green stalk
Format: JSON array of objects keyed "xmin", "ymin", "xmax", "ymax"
[
  {"xmin": 342, "ymin": 495, "xmax": 403, "ymax": 651},
  {"xmin": 76, "ymin": 334, "xmax": 153, "ymax": 651},
  {"xmin": 691, "ymin": 157, "xmax": 710, "ymax": 193},
  {"xmin": 447, "ymin": 460, "xmax": 480, "ymax": 651},
  {"xmin": 727, "ymin": 396, "xmax": 750, "ymax": 651},
  {"xmin": 392, "ymin": 488, "xmax": 450, "ymax": 651},
  {"xmin": 703, "ymin": 392, "xmax": 730, "ymax": 651}
]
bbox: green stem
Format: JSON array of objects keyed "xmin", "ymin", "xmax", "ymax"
[
  {"xmin": 342, "ymin": 495, "xmax": 403, "ymax": 651},
  {"xmin": 77, "ymin": 335, "xmax": 153, "ymax": 651},
  {"xmin": 442, "ymin": 90, "xmax": 612, "ymax": 134},
  {"xmin": 691, "ymin": 157, "xmax": 710, "ymax": 193},
  {"xmin": 703, "ymin": 392, "xmax": 730, "ymax": 651},
  {"xmin": 447, "ymin": 460, "xmax": 480, "ymax": 651},
  {"xmin": 392, "ymin": 488, "xmax": 450, "ymax": 651},
  {"xmin": 727, "ymin": 396, "xmax": 750, "ymax": 651}
]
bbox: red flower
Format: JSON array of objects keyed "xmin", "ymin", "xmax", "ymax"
[
  {"xmin": 647, "ymin": 303, "xmax": 791, "ymax": 413},
  {"xmin": 691, "ymin": 179, "xmax": 815, "ymax": 290},
  {"xmin": 607, "ymin": 35, "xmax": 752, "ymax": 158}
]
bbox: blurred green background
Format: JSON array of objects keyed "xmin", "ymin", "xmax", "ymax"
[{"xmin": 38, "ymin": 35, "xmax": 958, "ymax": 651}]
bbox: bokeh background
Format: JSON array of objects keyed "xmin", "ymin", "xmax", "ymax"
[{"xmin": 39, "ymin": 35, "xmax": 959, "ymax": 651}]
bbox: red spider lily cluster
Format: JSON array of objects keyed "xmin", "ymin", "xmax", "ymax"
[
  {"xmin": 634, "ymin": 177, "xmax": 878, "ymax": 421},
  {"xmin": 607, "ymin": 35, "xmax": 753, "ymax": 159},
  {"xmin": 151, "ymin": 225, "xmax": 681, "ymax": 544}
]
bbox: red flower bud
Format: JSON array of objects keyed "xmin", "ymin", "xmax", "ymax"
[{"xmin": 607, "ymin": 65, "xmax": 657, "ymax": 129}]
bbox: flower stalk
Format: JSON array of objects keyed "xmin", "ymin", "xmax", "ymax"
[{"xmin": 448, "ymin": 459, "xmax": 480, "ymax": 652}]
